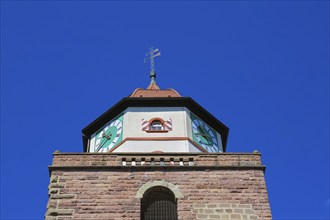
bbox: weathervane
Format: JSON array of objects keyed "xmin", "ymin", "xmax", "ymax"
[{"xmin": 144, "ymin": 47, "xmax": 161, "ymax": 85}]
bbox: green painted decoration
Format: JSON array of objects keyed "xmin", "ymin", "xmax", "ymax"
[
  {"xmin": 190, "ymin": 112, "xmax": 219, "ymax": 152},
  {"xmin": 94, "ymin": 114, "xmax": 123, "ymax": 152}
]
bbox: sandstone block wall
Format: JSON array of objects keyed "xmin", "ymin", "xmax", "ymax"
[{"xmin": 45, "ymin": 152, "xmax": 272, "ymax": 220}]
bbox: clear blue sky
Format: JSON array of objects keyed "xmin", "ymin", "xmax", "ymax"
[{"xmin": 1, "ymin": 1, "xmax": 329, "ymax": 219}]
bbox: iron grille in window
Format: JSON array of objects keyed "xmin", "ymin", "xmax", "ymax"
[{"xmin": 141, "ymin": 186, "xmax": 178, "ymax": 220}]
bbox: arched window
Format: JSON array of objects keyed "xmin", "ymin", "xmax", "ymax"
[
  {"xmin": 150, "ymin": 120, "xmax": 163, "ymax": 131},
  {"xmin": 141, "ymin": 186, "xmax": 178, "ymax": 220}
]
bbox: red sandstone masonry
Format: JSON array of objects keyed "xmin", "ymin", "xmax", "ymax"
[
  {"xmin": 51, "ymin": 153, "xmax": 262, "ymax": 167},
  {"xmin": 46, "ymin": 152, "xmax": 272, "ymax": 220}
]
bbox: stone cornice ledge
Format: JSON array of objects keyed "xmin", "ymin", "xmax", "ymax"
[
  {"xmin": 53, "ymin": 152, "xmax": 261, "ymax": 156},
  {"xmin": 49, "ymin": 165, "xmax": 266, "ymax": 172}
]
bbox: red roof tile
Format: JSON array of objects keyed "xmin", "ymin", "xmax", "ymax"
[{"xmin": 129, "ymin": 83, "xmax": 181, "ymax": 98}]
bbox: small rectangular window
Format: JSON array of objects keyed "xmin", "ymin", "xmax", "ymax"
[
  {"xmin": 122, "ymin": 158, "xmax": 126, "ymax": 166},
  {"xmin": 160, "ymin": 158, "xmax": 165, "ymax": 166},
  {"xmin": 141, "ymin": 158, "xmax": 145, "ymax": 165},
  {"xmin": 179, "ymin": 158, "xmax": 184, "ymax": 166},
  {"xmin": 189, "ymin": 158, "xmax": 194, "ymax": 166},
  {"xmin": 132, "ymin": 158, "xmax": 136, "ymax": 166}
]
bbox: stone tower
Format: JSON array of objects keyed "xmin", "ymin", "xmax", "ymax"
[{"xmin": 45, "ymin": 58, "xmax": 272, "ymax": 219}]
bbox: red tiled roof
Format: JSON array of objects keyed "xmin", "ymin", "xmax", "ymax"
[{"xmin": 129, "ymin": 83, "xmax": 181, "ymax": 98}]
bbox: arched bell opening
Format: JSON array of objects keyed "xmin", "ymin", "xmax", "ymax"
[{"xmin": 141, "ymin": 186, "xmax": 178, "ymax": 220}]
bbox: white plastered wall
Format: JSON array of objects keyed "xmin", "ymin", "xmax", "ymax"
[
  {"xmin": 116, "ymin": 107, "xmax": 195, "ymax": 152},
  {"xmin": 122, "ymin": 107, "xmax": 187, "ymax": 138},
  {"xmin": 113, "ymin": 140, "xmax": 190, "ymax": 153}
]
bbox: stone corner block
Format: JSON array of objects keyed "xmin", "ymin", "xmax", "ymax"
[
  {"xmin": 49, "ymin": 183, "xmax": 65, "ymax": 189},
  {"xmin": 46, "ymin": 208, "xmax": 74, "ymax": 216},
  {"xmin": 50, "ymin": 175, "xmax": 58, "ymax": 183},
  {"xmin": 50, "ymin": 194, "xmax": 75, "ymax": 199}
]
